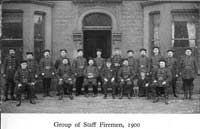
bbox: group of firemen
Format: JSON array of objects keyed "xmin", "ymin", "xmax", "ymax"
[{"xmin": 1, "ymin": 46, "xmax": 198, "ymax": 106}]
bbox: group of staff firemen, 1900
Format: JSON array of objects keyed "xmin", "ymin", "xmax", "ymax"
[{"xmin": 1, "ymin": 46, "xmax": 198, "ymax": 106}]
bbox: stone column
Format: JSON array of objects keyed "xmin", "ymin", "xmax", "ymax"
[{"xmin": 112, "ymin": 32, "xmax": 121, "ymax": 54}]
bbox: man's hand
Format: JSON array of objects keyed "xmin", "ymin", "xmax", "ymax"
[
  {"xmin": 126, "ymin": 78, "xmax": 130, "ymax": 81},
  {"xmin": 111, "ymin": 77, "xmax": 115, "ymax": 82},
  {"xmin": 52, "ymin": 72, "xmax": 55, "ymax": 75},
  {"xmin": 31, "ymin": 82, "xmax": 35, "ymax": 86},
  {"xmin": 153, "ymin": 80, "xmax": 157, "ymax": 83},
  {"xmin": 145, "ymin": 83, "xmax": 149, "ymax": 87},
  {"xmin": 35, "ymin": 74, "xmax": 38, "ymax": 78},
  {"xmin": 68, "ymin": 78, "xmax": 72, "ymax": 81},
  {"xmin": 3, "ymin": 74, "xmax": 6, "ymax": 78},
  {"xmin": 41, "ymin": 73, "xmax": 45, "ymax": 76},
  {"xmin": 121, "ymin": 79, "xmax": 124, "ymax": 82},
  {"xmin": 104, "ymin": 78, "xmax": 108, "ymax": 82}
]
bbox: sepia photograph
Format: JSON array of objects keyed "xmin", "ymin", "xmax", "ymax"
[{"xmin": 0, "ymin": 0, "xmax": 200, "ymax": 116}]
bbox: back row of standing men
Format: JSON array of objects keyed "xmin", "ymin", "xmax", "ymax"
[{"xmin": 1, "ymin": 46, "xmax": 198, "ymax": 106}]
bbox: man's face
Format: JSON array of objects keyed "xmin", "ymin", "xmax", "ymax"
[
  {"xmin": 114, "ymin": 49, "xmax": 120, "ymax": 55},
  {"xmin": 140, "ymin": 72, "xmax": 145, "ymax": 78},
  {"xmin": 88, "ymin": 60, "xmax": 94, "ymax": 65},
  {"xmin": 127, "ymin": 52, "xmax": 133, "ymax": 57},
  {"xmin": 44, "ymin": 52, "xmax": 50, "ymax": 57},
  {"xmin": 160, "ymin": 61, "xmax": 165, "ymax": 68},
  {"xmin": 9, "ymin": 50, "xmax": 15, "ymax": 55},
  {"xmin": 27, "ymin": 54, "xmax": 33, "ymax": 60},
  {"xmin": 21, "ymin": 63, "xmax": 27, "ymax": 69},
  {"xmin": 167, "ymin": 51, "xmax": 173, "ymax": 57},
  {"xmin": 60, "ymin": 51, "xmax": 66, "ymax": 57},
  {"xmin": 140, "ymin": 50, "xmax": 146, "ymax": 56},
  {"xmin": 78, "ymin": 51, "xmax": 83, "ymax": 56},
  {"xmin": 63, "ymin": 59, "xmax": 68, "ymax": 64},
  {"xmin": 153, "ymin": 48, "xmax": 159, "ymax": 55},
  {"xmin": 123, "ymin": 60, "xmax": 128, "ymax": 66},
  {"xmin": 185, "ymin": 50, "xmax": 192, "ymax": 56},
  {"xmin": 97, "ymin": 51, "xmax": 102, "ymax": 57},
  {"xmin": 106, "ymin": 62, "xmax": 111, "ymax": 67}
]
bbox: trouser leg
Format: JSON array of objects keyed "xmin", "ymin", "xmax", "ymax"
[
  {"xmin": 10, "ymin": 80, "xmax": 15, "ymax": 100},
  {"xmin": 4, "ymin": 80, "xmax": 9, "ymax": 100},
  {"xmin": 171, "ymin": 78, "xmax": 178, "ymax": 97},
  {"xmin": 76, "ymin": 76, "xmax": 84, "ymax": 95}
]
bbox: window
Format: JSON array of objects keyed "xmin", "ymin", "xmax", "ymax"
[
  {"xmin": 172, "ymin": 10, "xmax": 198, "ymax": 48},
  {"xmin": 34, "ymin": 13, "xmax": 45, "ymax": 63},
  {"xmin": 1, "ymin": 11, "xmax": 23, "ymax": 62},
  {"xmin": 150, "ymin": 12, "xmax": 160, "ymax": 49}
]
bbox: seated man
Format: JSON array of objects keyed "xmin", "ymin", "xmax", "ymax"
[
  {"xmin": 14, "ymin": 60, "xmax": 36, "ymax": 107},
  {"xmin": 101, "ymin": 59, "xmax": 116, "ymax": 99},
  {"xmin": 152, "ymin": 59, "xmax": 172, "ymax": 104},
  {"xmin": 118, "ymin": 59, "xmax": 135, "ymax": 99},
  {"xmin": 83, "ymin": 58, "xmax": 99, "ymax": 97},
  {"xmin": 56, "ymin": 58, "xmax": 74, "ymax": 100},
  {"xmin": 137, "ymin": 71, "xmax": 151, "ymax": 98}
]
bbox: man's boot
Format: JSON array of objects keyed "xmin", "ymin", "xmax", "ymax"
[{"xmin": 16, "ymin": 96, "xmax": 22, "ymax": 107}]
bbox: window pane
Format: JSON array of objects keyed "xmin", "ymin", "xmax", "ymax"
[
  {"xmin": 174, "ymin": 40, "xmax": 189, "ymax": 47},
  {"xmin": 2, "ymin": 12, "xmax": 23, "ymax": 39},
  {"xmin": 34, "ymin": 14, "xmax": 44, "ymax": 40},
  {"xmin": 174, "ymin": 21, "xmax": 188, "ymax": 39}
]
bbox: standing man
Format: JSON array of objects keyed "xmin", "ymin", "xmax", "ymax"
[
  {"xmin": 26, "ymin": 52, "xmax": 39, "ymax": 99},
  {"xmin": 94, "ymin": 48, "xmax": 105, "ymax": 93},
  {"xmin": 150, "ymin": 47, "xmax": 163, "ymax": 80},
  {"xmin": 55, "ymin": 49, "xmax": 70, "ymax": 96},
  {"xmin": 137, "ymin": 48, "xmax": 150, "ymax": 77},
  {"xmin": 111, "ymin": 48, "xmax": 123, "ymax": 95},
  {"xmin": 14, "ymin": 60, "xmax": 36, "ymax": 106},
  {"xmin": 3, "ymin": 48, "xmax": 19, "ymax": 101},
  {"xmin": 39, "ymin": 49, "xmax": 55, "ymax": 97},
  {"xmin": 72, "ymin": 49, "xmax": 87, "ymax": 96},
  {"xmin": 180, "ymin": 48, "xmax": 198, "ymax": 100},
  {"xmin": 165, "ymin": 49, "xmax": 179, "ymax": 97}
]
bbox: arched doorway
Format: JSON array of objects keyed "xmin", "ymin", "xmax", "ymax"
[{"xmin": 83, "ymin": 13, "xmax": 112, "ymax": 58}]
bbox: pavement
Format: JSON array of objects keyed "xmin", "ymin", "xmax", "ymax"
[{"xmin": 1, "ymin": 93, "xmax": 200, "ymax": 113}]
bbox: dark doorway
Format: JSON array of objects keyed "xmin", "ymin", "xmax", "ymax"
[{"xmin": 83, "ymin": 30, "xmax": 111, "ymax": 59}]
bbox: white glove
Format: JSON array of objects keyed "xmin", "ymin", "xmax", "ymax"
[
  {"xmin": 126, "ymin": 78, "xmax": 130, "ymax": 81},
  {"xmin": 41, "ymin": 73, "xmax": 45, "ymax": 76},
  {"xmin": 154, "ymin": 80, "xmax": 157, "ymax": 83},
  {"xmin": 145, "ymin": 83, "xmax": 149, "ymax": 87},
  {"xmin": 31, "ymin": 82, "xmax": 35, "ymax": 86},
  {"xmin": 68, "ymin": 78, "xmax": 72, "ymax": 81},
  {"xmin": 162, "ymin": 81, "xmax": 166, "ymax": 85},
  {"xmin": 111, "ymin": 77, "xmax": 115, "ymax": 82},
  {"xmin": 104, "ymin": 78, "xmax": 108, "ymax": 82},
  {"xmin": 18, "ymin": 83, "xmax": 22, "ymax": 87}
]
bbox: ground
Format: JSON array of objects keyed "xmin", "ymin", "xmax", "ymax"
[{"xmin": 1, "ymin": 93, "xmax": 200, "ymax": 113}]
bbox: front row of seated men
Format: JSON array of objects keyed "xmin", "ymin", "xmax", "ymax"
[{"xmin": 13, "ymin": 57, "xmax": 171, "ymax": 106}]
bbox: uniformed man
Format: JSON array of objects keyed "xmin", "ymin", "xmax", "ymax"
[
  {"xmin": 72, "ymin": 49, "xmax": 87, "ymax": 96},
  {"xmin": 94, "ymin": 48, "xmax": 105, "ymax": 93},
  {"xmin": 55, "ymin": 49, "xmax": 70, "ymax": 96},
  {"xmin": 101, "ymin": 59, "xmax": 116, "ymax": 99},
  {"xmin": 150, "ymin": 47, "xmax": 163, "ymax": 80},
  {"xmin": 56, "ymin": 58, "xmax": 74, "ymax": 100},
  {"xmin": 138, "ymin": 71, "xmax": 151, "ymax": 98},
  {"xmin": 118, "ymin": 59, "xmax": 135, "ymax": 99},
  {"xmin": 3, "ymin": 48, "xmax": 19, "ymax": 101},
  {"xmin": 14, "ymin": 60, "xmax": 36, "ymax": 106},
  {"xmin": 180, "ymin": 48, "xmax": 198, "ymax": 100},
  {"xmin": 152, "ymin": 59, "xmax": 172, "ymax": 104},
  {"xmin": 39, "ymin": 49, "xmax": 55, "ymax": 97},
  {"xmin": 111, "ymin": 48, "xmax": 123, "ymax": 95},
  {"xmin": 165, "ymin": 49, "xmax": 179, "ymax": 97},
  {"xmin": 26, "ymin": 52, "xmax": 39, "ymax": 99},
  {"xmin": 83, "ymin": 58, "xmax": 99, "ymax": 97},
  {"xmin": 137, "ymin": 48, "xmax": 150, "ymax": 76}
]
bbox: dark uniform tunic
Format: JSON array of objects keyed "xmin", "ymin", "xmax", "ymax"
[
  {"xmin": 14, "ymin": 68, "xmax": 35, "ymax": 104},
  {"xmin": 138, "ymin": 76, "xmax": 150, "ymax": 97},
  {"xmin": 83, "ymin": 65, "xmax": 99, "ymax": 95},
  {"xmin": 152, "ymin": 67, "xmax": 172, "ymax": 99},
  {"xmin": 72, "ymin": 56, "xmax": 87, "ymax": 95},
  {"xmin": 137, "ymin": 55, "xmax": 150, "ymax": 74},
  {"xmin": 118, "ymin": 65, "xmax": 135, "ymax": 96},
  {"xmin": 3, "ymin": 55, "xmax": 19, "ymax": 99},
  {"xmin": 94, "ymin": 57, "xmax": 105, "ymax": 86},
  {"xmin": 56, "ymin": 64, "xmax": 74, "ymax": 96},
  {"xmin": 101, "ymin": 66, "xmax": 116, "ymax": 96},
  {"xmin": 111, "ymin": 55, "xmax": 122, "ymax": 83},
  {"xmin": 55, "ymin": 56, "xmax": 71, "ymax": 69},
  {"xmin": 150, "ymin": 54, "xmax": 162, "ymax": 78},
  {"xmin": 127, "ymin": 56, "xmax": 137, "ymax": 74},
  {"xmin": 39, "ymin": 57, "xmax": 55, "ymax": 96}
]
